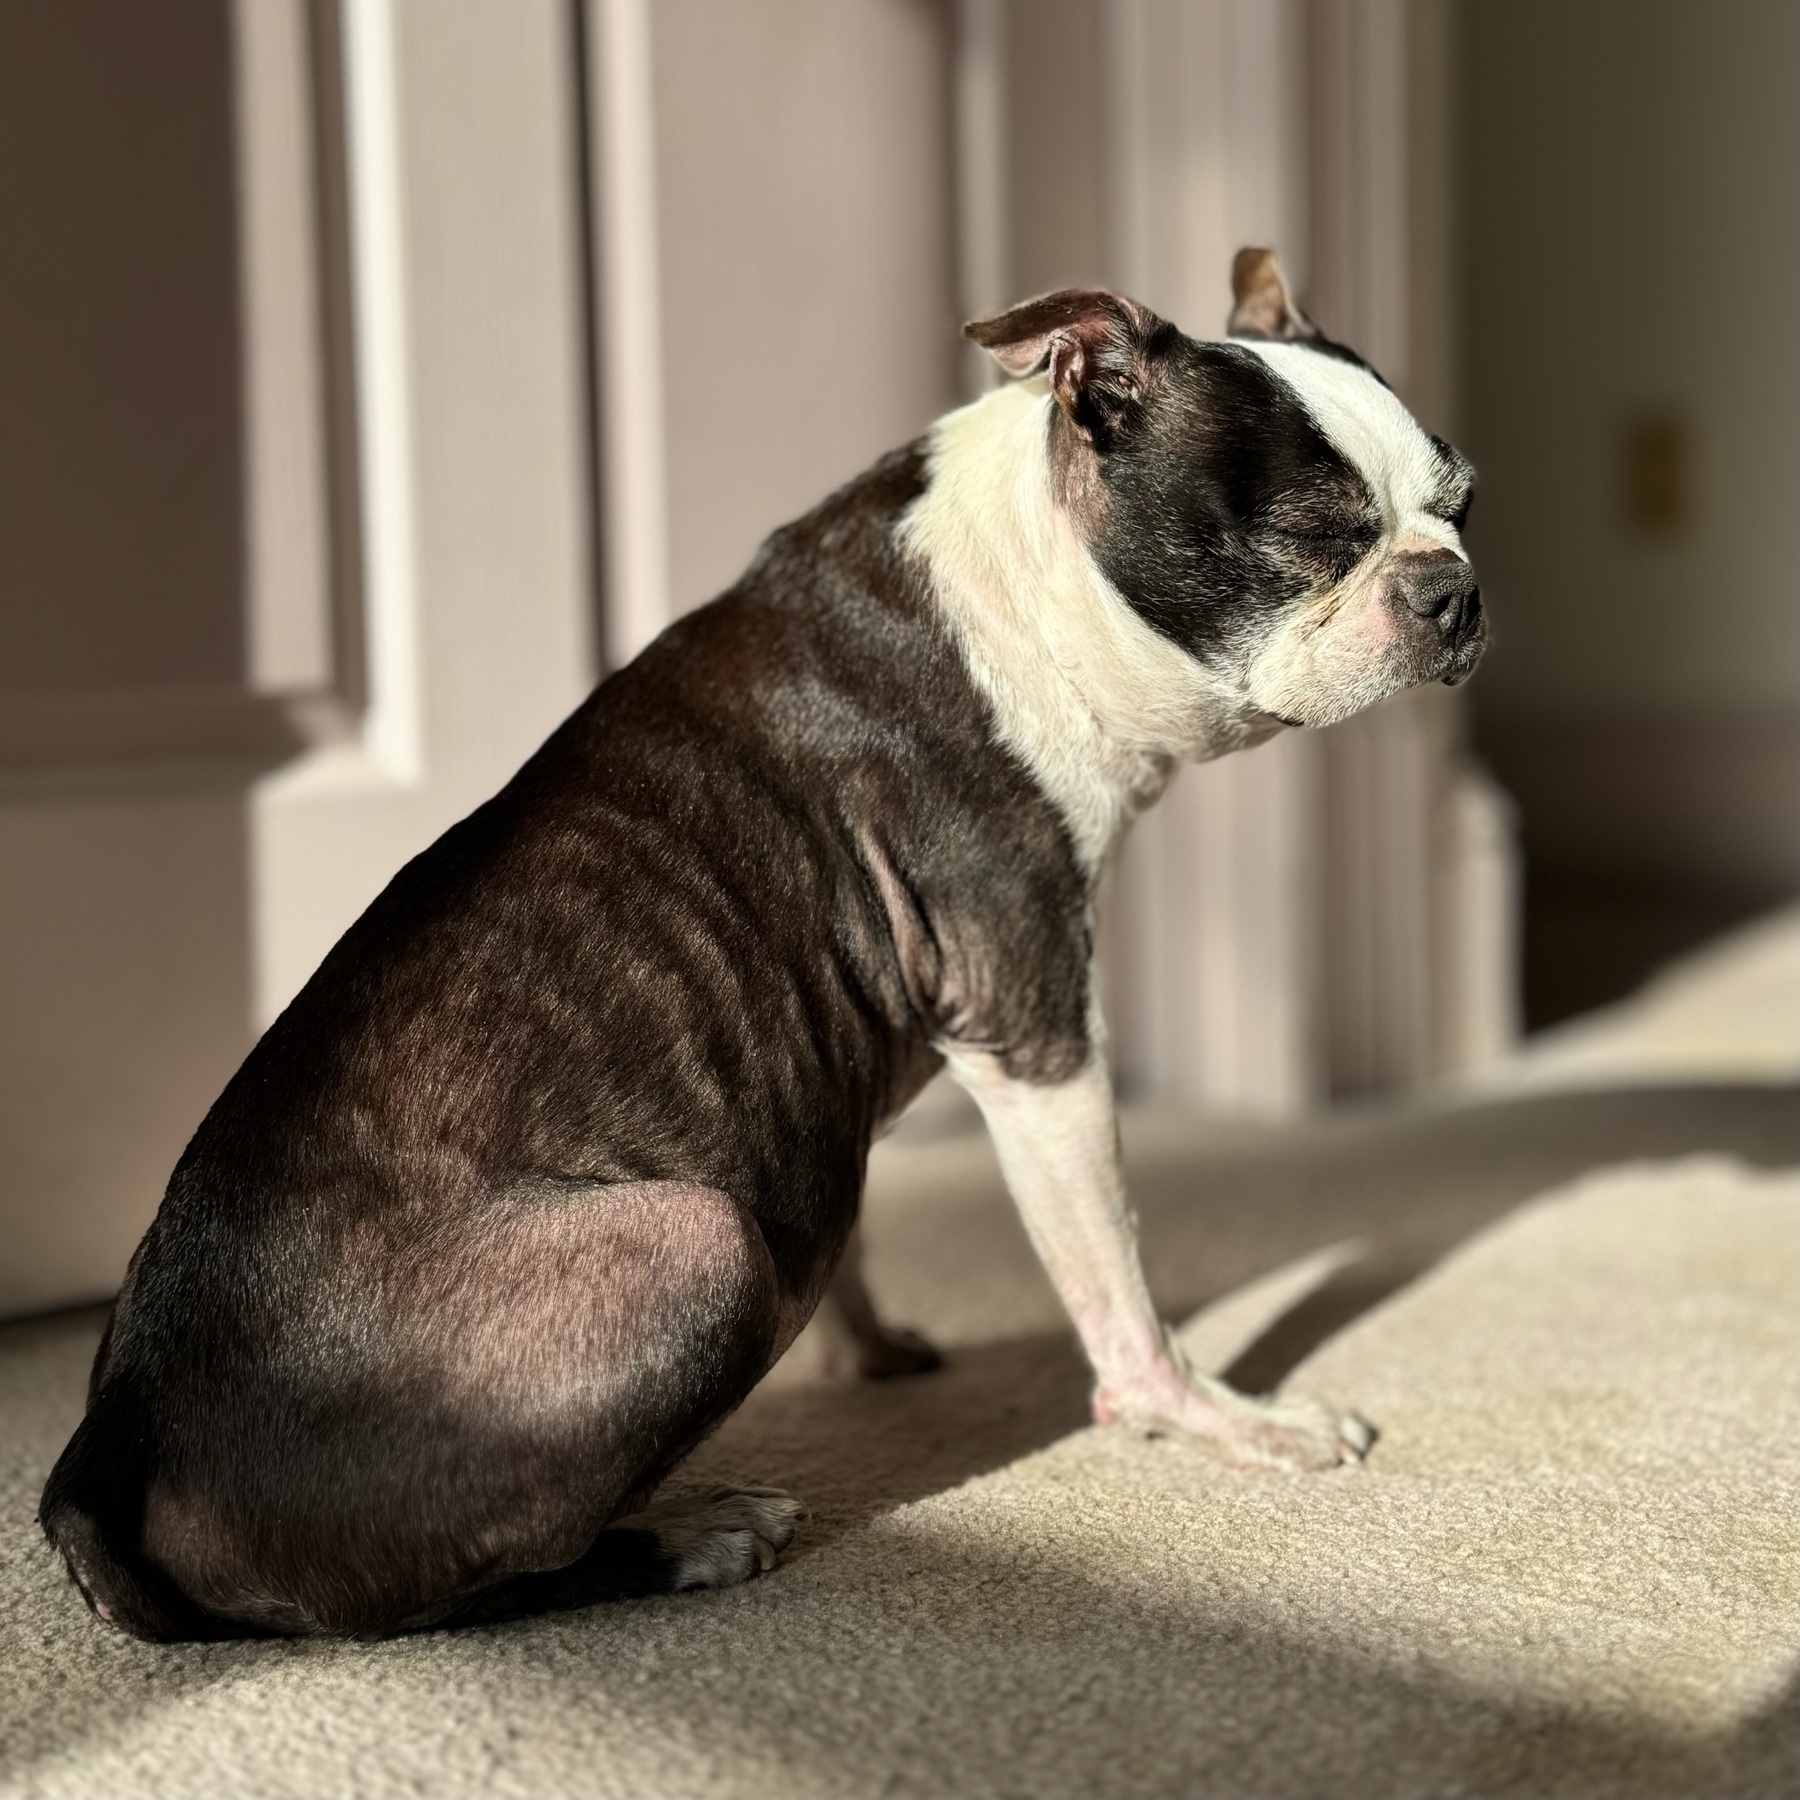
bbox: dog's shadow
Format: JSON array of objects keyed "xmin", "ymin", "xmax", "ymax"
[
  {"xmin": 689, "ymin": 1330, "xmax": 1094, "ymax": 1545},
  {"xmin": 689, "ymin": 1082, "xmax": 1800, "ymax": 1555},
  {"xmin": 686, "ymin": 1273, "xmax": 1413, "ymax": 1554}
]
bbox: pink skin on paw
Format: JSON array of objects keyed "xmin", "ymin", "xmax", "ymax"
[{"xmin": 1090, "ymin": 1353, "xmax": 1369, "ymax": 1472}]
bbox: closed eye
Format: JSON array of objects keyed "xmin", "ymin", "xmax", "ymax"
[
  {"xmin": 1279, "ymin": 523, "xmax": 1378, "ymax": 548},
  {"xmin": 1427, "ymin": 434, "xmax": 1476, "ymax": 531},
  {"xmin": 1272, "ymin": 521, "xmax": 1380, "ymax": 581}
]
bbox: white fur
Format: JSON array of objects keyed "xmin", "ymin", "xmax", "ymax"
[
  {"xmin": 1233, "ymin": 341, "xmax": 1466, "ymax": 556},
  {"xmin": 909, "ymin": 347, "xmax": 1409, "ymax": 1470},
  {"xmin": 621, "ymin": 1488, "xmax": 804, "ymax": 1590},
  {"xmin": 900, "ymin": 381, "xmax": 1282, "ymax": 877},
  {"xmin": 945, "ymin": 1032, "xmax": 1370, "ymax": 1471},
  {"xmin": 902, "ymin": 354, "xmax": 1469, "ymax": 863},
  {"xmin": 943, "ymin": 1036, "xmax": 1166, "ymax": 1381},
  {"xmin": 1231, "ymin": 341, "xmax": 1473, "ymax": 728}
]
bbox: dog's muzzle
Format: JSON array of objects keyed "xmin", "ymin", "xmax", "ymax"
[{"xmin": 1389, "ymin": 549, "xmax": 1484, "ymax": 683}]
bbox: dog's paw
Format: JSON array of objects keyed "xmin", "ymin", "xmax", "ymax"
[
  {"xmin": 1097, "ymin": 1375, "xmax": 1374, "ymax": 1472},
  {"xmin": 818, "ymin": 1317, "xmax": 944, "ymax": 1381},
  {"xmin": 854, "ymin": 1322, "xmax": 943, "ymax": 1380},
  {"xmin": 626, "ymin": 1487, "xmax": 806, "ymax": 1591},
  {"xmin": 1212, "ymin": 1390, "xmax": 1374, "ymax": 1472}
]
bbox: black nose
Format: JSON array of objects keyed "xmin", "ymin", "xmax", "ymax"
[{"xmin": 1402, "ymin": 558, "xmax": 1481, "ymax": 639}]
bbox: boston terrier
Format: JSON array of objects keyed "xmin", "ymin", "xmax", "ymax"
[{"xmin": 41, "ymin": 250, "xmax": 1482, "ymax": 1639}]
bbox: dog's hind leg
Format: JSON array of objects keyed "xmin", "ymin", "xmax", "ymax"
[
  {"xmin": 436, "ymin": 1486, "xmax": 804, "ymax": 1627},
  {"xmin": 817, "ymin": 1223, "xmax": 942, "ymax": 1378},
  {"xmin": 95, "ymin": 1180, "xmax": 804, "ymax": 1638}
]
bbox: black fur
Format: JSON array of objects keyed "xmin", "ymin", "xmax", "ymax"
[
  {"xmin": 42, "ymin": 300, "xmax": 1483, "ymax": 1639},
  {"xmin": 41, "ymin": 446, "xmax": 1091, "ymax": 1639},
  {"xmin": 1068, "ymin": 335, "xmax": 1478, "ymax": 668},
  {"xmin": 1079, "ymin": 336, "xmax": 1383, "ymax": 659},
  {"xmin": 962, "ymin": 288, "xmax": 1482, "ymax": 681}
]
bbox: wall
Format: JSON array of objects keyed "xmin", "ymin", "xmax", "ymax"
[
  {"xmin": 0, "ymin": 3, "xmax": 261, "ymax": 1318},
  {"xmin": 1, "ymin": 0, "xmax": 1524, "ymax": 1314},
  {"xmin": 994, "ymin": 0, "xmax": 1516, "ymax": 1104},
  {"xmin": 1461, "ymin": 0, "xmax": 1800, "ymax": 908},
  {"xmin": 651, "ymin": 0, "xmax": 959, "ymax": 619},
  {"xmin": 0, "ymin": 0, "xmax": 599, "ymax": 1316}
]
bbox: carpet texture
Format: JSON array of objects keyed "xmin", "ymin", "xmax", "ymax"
[
  {"xmin": 2, "ymin": 1082, "xmax": 1797, "ymax": 1799},
  {"xmin": 1470, "ymin": 901, "xmax": 1800, "ymax": 1094}
]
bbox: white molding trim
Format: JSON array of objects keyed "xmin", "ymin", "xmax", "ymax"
[
  {"xmin": 321, "ymin": 0, "xmax": 424, "ymax": 789},
  {"xmin": 252, "ymin": 0, "xmax": 598, "ymax": 1022},
  {"xmin": 250, "ymin": 0, "xmax": 425, "ymax": 802},
  {"xmin": 228, "ymin": 0, "xmax": 425, "ymax": 803},
  {"xmin": 234, "ymin": 0, "xmax": 335, "ymax": 699},
  {"xmin": 1307, "ymin": 0, "xmax": 1410, "ymax": 390},
  {"xmin": 1309, "ymin": 0, "xmax": 1519, "ymax": 1089},
  {"xmin": 588, "ymin": 0, "xmax": 670, "ymax": 669},
  {"xmin": 0, "ymin": 0, "xmax": 357, "ymax": 789},
  {"xmin": 1090, "ymin": 0, "xmax": 1516, "ymax": 1105},
  {"xmin": 1097, "ymin": 0, "xmax": 1321, "ymax": 1115},
  {"xmin": 954, "ymin": 0, "xmax": 1009, "ymax": 395},
  {"xmin": 1309, "ymin": 0, "xmax": 1435, "ymax": 1092},
  {"xmin": 1104, "ymin": 0, "xmax": 1310, "ymax": 327}
]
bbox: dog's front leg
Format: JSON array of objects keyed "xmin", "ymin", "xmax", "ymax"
[{"xmin": 946, "ymin": 1046, "xmax": 1370, "ymax": 1471}]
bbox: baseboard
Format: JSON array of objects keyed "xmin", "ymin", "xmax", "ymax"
[{"xmin": 1476, "ymin": 710, "xmax": 1800, "ymax": 900}]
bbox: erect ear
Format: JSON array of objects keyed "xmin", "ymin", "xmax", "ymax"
[
  {"xmin": 1227, "ymin": 247, "xmax": 1319, "ymax": 341},
  {"xmin": 963, "ymin": 289, "xmax": 1162, "ymax": 443}
]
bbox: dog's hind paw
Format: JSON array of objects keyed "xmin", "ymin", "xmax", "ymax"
[
  {"xmin": 621, "ymin": 1487, "xmax": 806, "ymax": 1592},
  {"xmin": 852, "ymin": 1322, "xmax": 943, "ymax": 1380}
]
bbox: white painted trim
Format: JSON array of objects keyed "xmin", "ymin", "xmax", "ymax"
[
  {"xmin": 1094, "ymin": 0, "xmax": 1323, "ymax": 1114},
  {"xmin": 1100, "ymin": 0, "xmax": 1150, "ymax": 301},
  {"xmin": 953, "ymin": 0, "xmax": 1009, "ymax": 395},
  {"xmin": 1307, "ymin": 0, "xmax": 1411, "ymax": 387},
  {"xmin": 233, "ymin": 0, "xmax": 334, "ymax": 699},
  {"xmin": 590, "ymin": 0, "xmax": 671, "ymax": 668},
  {"xmin": 327, "ymin": 0, "xmax": 424, "ymax": 788},
  {"xmin": 1101, "ymin": 0, "xmax": 1309, "ymax": 327},
  {"xmin": 254, "ymin": 0, "xmax": 425, "ymax": 800}
]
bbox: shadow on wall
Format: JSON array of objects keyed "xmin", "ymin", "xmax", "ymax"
[
  {"xmin": 0, "ymin": 2, "xmax": 271, "ymax": 1318},
  {"xmin": 0, "ymin": 796, "xmax": 259, "ymax": 1319},
  {"xmin": 1457, "ymin": 0, "xmax": 1800, "ymax": 1029}
]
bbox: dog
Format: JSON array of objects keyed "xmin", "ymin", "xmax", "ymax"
[{"xmin": 41, "ymin": 249, "xmax": 1482, "ymax": 1639}]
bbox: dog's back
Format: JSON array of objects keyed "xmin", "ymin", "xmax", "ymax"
[{"xmin": 41, "ymin": 444, "xmax": 1085, "ymax": 1637}]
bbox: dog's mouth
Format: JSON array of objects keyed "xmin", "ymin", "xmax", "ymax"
[{"xmin": 1436, "ymin": 636, "xmax": 1487, "ymax": 688}]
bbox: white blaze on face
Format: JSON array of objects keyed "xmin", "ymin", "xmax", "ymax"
[
  {"xmin": 1234, "ymin": 341, "xmax": 1467, "ymax": 558},
  {"xmin": 1231, "ymin": 340, "xmax": 1471, "ymax": 727}
]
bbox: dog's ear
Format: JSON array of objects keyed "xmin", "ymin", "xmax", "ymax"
[
  {"xmin": 1227, "ymin": 248, "xmax": 1318, "ymax": 341},
  {"xmin": 964, "ymin": 290, "xmax": 1161, "ymax": 444}
]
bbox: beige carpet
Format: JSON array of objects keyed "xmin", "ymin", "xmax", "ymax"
[
  {"xmin": 2, "ymin": 1075, "xmax": 1797, "ymax": 1798},
  {"xmin": 1467, "ymin": 901, "xmax": 1800, "ymax": 1095}
]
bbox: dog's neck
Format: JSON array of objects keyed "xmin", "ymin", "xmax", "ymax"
[{"xmin": 901, "ymin": 380, "xmax": 1277, "ymax": 877}]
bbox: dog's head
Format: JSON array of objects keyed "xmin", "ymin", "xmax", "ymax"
[{"xmin": 966, "ymin": 249, "xmax": 1483, "ymax": 730}]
